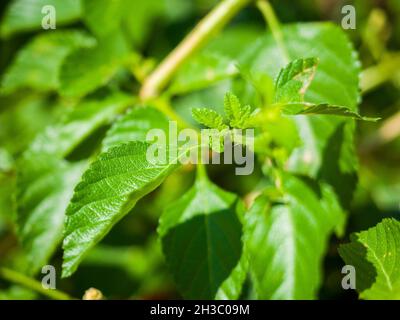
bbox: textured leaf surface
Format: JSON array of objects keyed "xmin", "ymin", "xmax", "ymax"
[
  {"xmin": 245, "ymin": 174, "xmax": 345, "ymax": 299},
  {"xmin": 282, "ymin": 103, "xmax": 379, "ymax": 121},
  {"xmin": 339, "ymin": 218, "xmax": 400, "ymax": 299},
  {"xmin": 102, "ymin": 106, "xmax": 169, "ymax": 151},
  {"xmin": 62, "ymin": 141, "xmax": 193, "ymax": 277},
  {"xmin": 192, "ymin": 108, "xmax": 228, "ymax": 130},
  {"xmin": 30, "ymin": 93, "xmax": 133, "ymax": 157},
  {"xmin": 224, "ymin": 92, "xmax": 252, "ymax": 129},
  {"xmin": 1, "ymin": 31, "xmax": 94, "ymax": 94},
  {"xmin": 59, "ymin": 33, "xmax": 129, "ymax": 97},
  {"xmin": 159, "ymin": 174, "xmax": 246, "ymax": 299},
  {"xmin": 241, "ymin": 22, "xmax": 360, "ymax": 207},
  {"xmin": 0, "ymin": 0, "xmax": 82, "ymax": 37},
  {"xmin": 16, "ymin": 153, "xmax": 86, "ymax": 274},
  {"xmin": 274, "ymin": 57, "xmax": 318, "ymax": 103}
]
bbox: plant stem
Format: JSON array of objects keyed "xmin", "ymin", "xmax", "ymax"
[
  {"xmin": 360, "ymin": 53, "xmax": 400, "ymax": 93},
  {"xmin": 139, "ymin": 0, "xmax": 252, "ymax": 100},
  {"xmin": 0, "ymin": 267, "xmax": 74, "ymax": 300},
  {"xmin": 256, "ymin": 0, "xmax": 289, "ymax": 63}
]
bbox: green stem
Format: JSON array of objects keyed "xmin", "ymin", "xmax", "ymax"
[
  {"xmin": 139, "ymin": 0, "xmax": 252, "ymax": 100},
  {"xmin": 196, "ymin": 163, "xmax": 208, "ymax": 181},
  {"xmin": 256, "ymin": 0, "xmax": 290, "ymax": 63},
  {"xmin": 0, "ymin": 267, "xmax": 74, "ymax": 300}
]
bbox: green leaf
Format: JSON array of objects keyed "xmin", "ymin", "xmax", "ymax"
[
  {"xmin": 29, "ymin": 92, "xmax": 133, "ymax": 157},
  {"xmin": 62, "ymin": 141, "xmax": 197, "ymax": 277},
  {"xmin": 169, "ymin": 53, "xmax": 238, "ymax": 95},
  {"xmin": 281, "ymin": 103, "xmax": 380, "ymax": 122},
  {"xmin": 245, "ymin": 174, "xmax": 345, "ymax": 299},
  {"xmin": 339, "ymin": 218, "xmax": 400, "ymax": 300},
  {"xmin": 191, "ymin": 108, "xmax": 228, "ymax": 130},
  {"xmin": 1, "ymin": 31, "xmax": 95, "ymax": 94},
  {"xmin": 16, "ymin": 152, "xmax": 86, "ymax": 274},
  {"xmin": 158, "ymin": 173, "xmax": 246, "ymax": 299},
  {"xmin": 0, "ymin": 94, "xmax": 59, "ymax": 155},
  {"xmin": 0, "ymin": 0, "xmax": 82, "ymax": 38},
  {"xmin": 102, "ymin": 106, "xmax": 169, "ymax": 151},
  {"xmin": 241, "ymin": 22, "xmax": 361, "ymax": 207},
  {"xmin": 224, "ymin": 92, "xmax": 252, "ymax": 129},
  {"xmin": 82, "ymin": 0, "xmax": 126, "ymax": 37},
  {"xmin": 274, "ymin": 57, "xmax": 318, "ymax": 103},
  {"xmin": 59, "ymin": 32, "xmax": 129, "ymax": 98},
  {"xmin": 169, "ymin": 26, "xmax": 262, "ymax": 94}
]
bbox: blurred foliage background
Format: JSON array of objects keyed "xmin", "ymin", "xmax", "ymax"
[{"xmin": 0, "ymin": 0, "xmax": 399, "ymax": 299}]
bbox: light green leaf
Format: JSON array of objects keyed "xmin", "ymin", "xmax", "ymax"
[
  {"xmin": 16, "ymin": 152, "xmax": 86, "ymax": 274},
  {"xmin": 241, "ymin": 23, "xmax": 361, "ymax": 207},
  {"xmin": 169, "ymin": 53, "xmax": 237, "ymax": 95},
  {"xmin": 339, "ymin": 218, "xmax": 400, "ymax": 300},
  {"xmin": 1, "ymin": 31, "xmax": 95, "ymax": 94},
  {"xmin": 169, "ymin": 26, "xmax": 262, "ymax": 95},
  {"xmin": 29, "ymin": 92, "xmax": 133, "ymax": 157},
  {"xmin": 102, "ymin": 106, "xmax": 169, "ymax": 151},
  {"xmin": 245, "ymin": 174, "xmax": 345, "ymax": 299},
  {"xmin": 59, "ymin": 32, "xmax": 129, "ymax": 97},
  {"xmin": 62, "ymin": 141, "xmax": 198, "ymax": 277},
  {"xmin": 0, "ymin": 0, "xmax": 82, "ymax": 38},
  {"xmin": 158, "ymin": 173, "xmax": 246, "ymax": 299},
  {"xmin": 274, "ymin": 57, "xmax": 318, "ymax": 103},
  {"xmin": 224, "ymin": 92, "xmax": 252, "ymax": 129},
  {"xmin": 191, "ymin": 108, "xmax": 228, "ymax": 130},
  {"xmin": 82, "ymin": 0, "xmax": 126, "ymax": 37},
  {"xmin": 281, "ymin": 103, "xmax": 380, "ymax": 122}
]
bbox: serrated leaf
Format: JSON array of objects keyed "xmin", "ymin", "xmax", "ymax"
[
  {"xmin": 59, "ymin": 32, "xmax": 129, "ymax": 97},
  {"xmin": 241, "ymin": 22, "xmax": 361, "ymax": 207},
  {"xmin": 62, "ymin": 141, "xmax": 199, "ymax": 277},
  {"xmin": 158, "ymin": 174, "xmax": 246, "ymax": 299},
  {"xmin": 0, "ymin": 0, "xmax": 82, "ymax": 38},
  {"xmin": 102, "ymin": 106, "xmax": 169, "ymax": 151},
  {"xmin": 224, "ymin": 92, "xmax": 252, "ymax": 129},
  {"xmin": 339, "ymin": 218, "xmax": 400, "ymax": 300},
  {"xmin": 281, "ymin": 103, "xmax": 379, "ymax": 122},
  {"xmin": 29, "ymin": 92, "xmax": 133, "ymax": 157},
  {"xmin": 16, "ymin": 152, "xmax": 86, "ymax": 274},
  {"xmin": 245, "ymin": 174, "xmax": 345, "ymax": 299},
  {"xmin": 1, "ymin": 31, "xmax": 95, "ymax": 94},
  {"xmin": 191, "ymin": 108, "xmax": 228, "ymax": 130},
  {"xmin": 274, "ymin": 57, "xmax": 318, "ymax": 103}
]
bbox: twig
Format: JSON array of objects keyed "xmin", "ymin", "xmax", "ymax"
[
  {"xmin": 139, "ymin": 0, "xmax": 252, "ymax": 100},
  {"xmin": 0, "ymin": 267, "xmax": 74, "ymax": 300},
  {"xmin": 256, "ymin": 0, "xmax": 289, "ymax": 63}
]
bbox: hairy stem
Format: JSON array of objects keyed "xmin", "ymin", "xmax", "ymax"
[
  {"xmin": 139, "ymin": 0, "xmax": 252, "ymax": 100},
  {"xmin": 0, "ymin": 267, "xmax": 74, "ymax": 300},
  {"xmin": 256, "ymin": 0, "xmax": 289, "ymax": 63}
]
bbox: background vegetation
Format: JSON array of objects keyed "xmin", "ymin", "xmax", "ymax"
[{"xmin": 0, "ymin": 0, "xmax": 399, "ymax": 300}]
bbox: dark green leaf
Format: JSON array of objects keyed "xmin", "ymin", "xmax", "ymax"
[
  {"xmin": 281, "ymin": 103, "xmax": 380, "ymax": 121},
  {"xmin": 16, "ymin": 152, "xmax": 86, "ymax": 274},
  {"xmin": 1, "ymin": 31, "xmax": 95, "ymax": 94},
  {"xmin": 159, "ymin": 173, "xmax": 246, "ymax": 299}
]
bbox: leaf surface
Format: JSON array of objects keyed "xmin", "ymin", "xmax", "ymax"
[
  {"xmin": 339, "ymin": 218, "xmax": 400, "ymax": 299},
  {"xmin": 245, "ymin": 174, "xmax": 345, "ymax": 299},
  {"xmin": 159, "ymin": 175, "xmax": 246, "ymax": 299}
]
